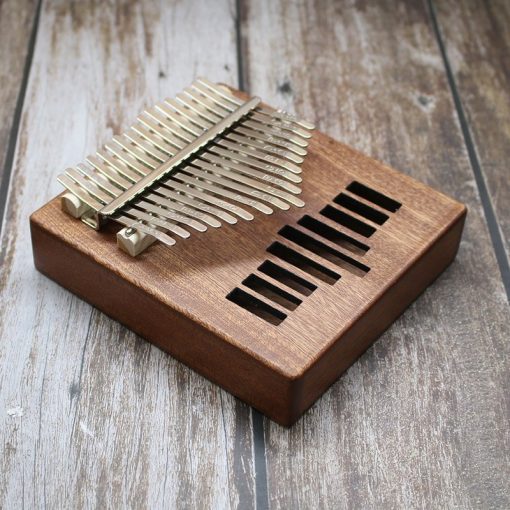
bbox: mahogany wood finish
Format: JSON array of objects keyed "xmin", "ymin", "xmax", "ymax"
[{"xmin": 30, "ymin": 102, "xmax": 466, "ymax": 425}]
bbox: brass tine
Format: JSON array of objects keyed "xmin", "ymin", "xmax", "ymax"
[
  {"xmin": 194, "ymin": 159, "xmax": 304, "ymax": 207},
  {"xmin": 136, "ymin": 200, "xmax": 207, "ymax": 232},
  {"xmin": 150, "ymin": 185, "xmax": 237, "ymax": 224},
  {"xmin": 64, "ymin": 167, "xmax": 110, "ymax": 204},
  {"xmin": 225, "ymin": 132, "xmax": 304, "ymax": 164},
  {"xmin": 201, "ymin": 153, "xmax": 302, "ymax": 194},
  {"xmin": 143, "ymin": 109, "xmax": 193, "ymax": 145},
  {"xmin": 208, "ymin": 146, "xmax": 302, "ymax": 182},
  {"xmin": 160, "ymin": 179, "xmax": 254, "ymax": 221},
  {"xmin": 183, "ymin": 165, "xmax": 290, "ymax": 211},
  {"xmin": 176, "ymin": 93, "xmax": 220, "ymax": 125},
  {"xmin": 183, "ymin": 88, "xmax": 228, "ymax": 118},
  {"xmin": 145, "ymin": 192, "xmax": 221, "ymax": 228},
  {"xmin": 124, "ymin": 207, "xmax": 189, "ymax": 238},
  {"xmin": 138, "ymin": 113, "xmax": 187, "ymax": 151},
  {"xmin": 87, "ymin": 154, "xmax": 133, "ymax": 188},
  {"xmin": 112, "ymin": 134, "xmax": 160, "ymax": 169},
  {"xmin": 132, "ymin": 123, "xmax": 177, "ymax": 156},
  {"xmin": 124, "ymin": 128, "xmax": 170, "ymax": 161},
  {"xmin": 57, "ymin": 173, "xmax": 103, "ymax": 211},
  {"xmin": 76, "ymin": 163, "xmax": 122, "ymax": 197},
  {"xmin": 115, "ymin": 214, "xmax": 177, "ymax": 246},
  {"xmin": 173, "ymin": 172, "xmax": 274, "ymax": 214},
  {"xmin": 233, "ymin": 126, "xmax": 307, "ymax": 157},
  {"xmin": 217, "ymin": 138, "xmax": 302, "ymax": 174},
  {"xmin": 250, "ymin": 111, "xmax": 312, "ymax": 139},
  {"xmin": 97, "ymin": 150, "xmax": 145, "ymax": 181},
  {"xmin": 243, "ymin": 119, "xmax": 309, "ymax": 148},
  {"xmin": 164, "ymin": 97, "xmax": 212, "ymax": 130},
  {"xmin": 156, "ymin": 101, "xmax": 204, "ymax": 136}
]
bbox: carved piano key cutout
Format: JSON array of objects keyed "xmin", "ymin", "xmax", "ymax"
[{"xmin": 57, "ymin": 78, "xmax": 314, "ymax": 256}]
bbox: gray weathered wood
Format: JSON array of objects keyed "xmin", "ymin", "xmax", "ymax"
[
  {"xmin": 0, "ymin": 1, "xmax": 256, "ymax": 508},
  {"xmin": 240, "ymin": 0, "xmax": 510, "ymax": 508},
  {"xmin": 435, "ymin": 0, "xmax": 510, "ymax": 258},
  {"xmin": 0, "ymin": 0, "xmax": 37, "ymax": 183}
]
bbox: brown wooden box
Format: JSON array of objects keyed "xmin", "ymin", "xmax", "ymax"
[{"xmin": 30, "ymin": 127, "xmax": 466, "ymax": 426}]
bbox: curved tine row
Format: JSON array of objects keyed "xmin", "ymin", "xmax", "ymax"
[{"xmin": 196, "ymin": 77, "xmax": 315, "ymax": 131}]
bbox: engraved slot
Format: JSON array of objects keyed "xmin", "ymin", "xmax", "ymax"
[
  {"xmin": 333, "ymin": 193, "xmax": 389, "ymax": 225},
  {"xmin": 320, "ymin": 205, "xmax": 376, "ymax": 238},
  {"xmin": 279, "ymin": 226, "xmax": 370, "ymax": 277},
  {"xmin": 242, "ymin": 274, "xmax": 302, "ymax": 311},
  {"xmin": 297, "ymin": 215, "xmax": 369, "ymax": 255},
  {"xmin": 267, "ymin": 242, "xmax": 340, "ymax": 284},
  {"xmin": 258, "ymin": 260, "xmax": 317, "ymax": 296},
  {"xmin": 226, "ymin": 288, "xmax": 286, "ymax": 326},
  {"xmin": 346, "ymin": 181, "xmax": 402, "ymax": 212}
]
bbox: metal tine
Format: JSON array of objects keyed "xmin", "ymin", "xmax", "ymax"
[
  {"xmin": 124, "ymin": 207, "xmax": 189, "ymax": 239},
  {"xmin": 104, "ymin": 142, "xmax": 151, "ymax": 176},
  {"xmin": 96, "ymin": 150, "xmax": 144, "ymax": 182},
  {"xmin": 250, "ymin": 111, "xmax": 312, "ymax": 139},
  {"xmin": 183, "ymin": 165, "xmax": 289, "ymax": 211},
  {"xmin": 150, "ymin": 185, "xmax": 237, "ymax": 224},
  {"xmin": 190, "ymin": 82, "xmax": 239, "ymax": 116},
  {"xmin": 76, "ymin": 163, "xmax": 122, "ymax": 198},
  {"xmin": 183, "ymin": 88, "xmax": 230, "ymax": 119},
  {"xmin": 196, "ymin": 77, "xmax": 315, "ymax": 132},
  {"xmin": 243, "ymin": 119, "xmax": 308, "ymax": 149},
  {"xmin": 115, "ymin": 214, "xmax": 177, "ymax": 246},
  {"xmin": 164, "ymin": 97, "xmax": 212, "ymax": 130},
  {"xmin": 144, "ymin": 192, "xmax": 221, "ymax": 228},
  {"xmin": 208, "ymin": 146, "xmax": 302, "ymax": 182},
  {"xmin": 143, "ymin": 109, "xmax": 193, "ymax": 145},
  {"xmin": 201, "ymin": 153, "xmax": 302, "ymax": 194},
  {"xmin": 87, "ymin": 154, "xmax": 133, "ymax": 188},
  {"xmin": 217, "ymin": 138, "xmax": 302, "ymax": 174},
  {"xmin": 136, "ymin": 199, "xmax": 207, "ymax": 232},
  {"xmin": 265, "ymin": 109, "xmax": 315, "ymax": 131},
  {"xmin": 159, "ymin": 179, "xmax": 253, "ymax": 221},
  {"xmin": 57, "ymin": 174, "xmax": 103, "ymax": 211},
  {"xmin": 225, "ymin": 132, "xmax": 304, "ymax": 164},
  {"xmin": 132, "ymin": 123, "xmax": 178, "ymax": 156},
  {"xmin": 173, "ymin": 172, "xmax": 274, "ymax": 215},
  {"xmin": 234, "ymin": 126, "xmax": 307, "ymax": 157},
  {"xmin": 194, "ymin": 159, "xmax": 304, "ymax": 207},
  {"xmin": 156, "ymin": 101, "xmax": 203, "ymax": 137},
  {"xmin": 112, "ymin": 134, "xmax": 161, "ymax": 169},
  {"xmin": 124, "ymin": 128, "xmax": 169, "ymax": 161},
  {"xmin": 64, "ymin": 167, "xmax": 110, "ymax": 204},
  {"xmin": 138, "ymin": 113, "xmax": 187, "ymax": 151},
  {"xmin": 176, "ymin": 93, "xmax": 221, "ymax": 125},
  {"xmin": 195, "ymin": 77, "xmax": 241, "ymax": 108}
]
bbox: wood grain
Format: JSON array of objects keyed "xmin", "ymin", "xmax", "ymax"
[
  {"xmin": 240, "ymin": 0, "xmax": 510, "ymax": 508},
  {"xmin": 0, "ymin": 1, "xmax": 256, "ymax": 508},
  {"xmin": 434, "ymin": 0, "xmax": 510, "ymax": 260},
  {"xmin": 0, "ymin": 0, "xmax": 37, "ymax": 186}
]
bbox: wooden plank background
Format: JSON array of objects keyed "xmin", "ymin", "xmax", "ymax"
[{"xmin": 0, "ymin": 0, "xmax": 508, "ymax": 508}]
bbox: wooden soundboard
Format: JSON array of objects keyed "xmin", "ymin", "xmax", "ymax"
[{"xmin": 30, "ymin": 97, "xmax": 466, "ymax": 426}]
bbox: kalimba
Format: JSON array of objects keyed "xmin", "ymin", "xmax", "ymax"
[{"xmin": 30, "ymin": 79, "xmax": 466, "ymax": 425}]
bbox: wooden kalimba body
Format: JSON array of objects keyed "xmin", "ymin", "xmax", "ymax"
[{"xmin": 30, "ymin": 80, "xmax": 466, "ymax": 425}]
